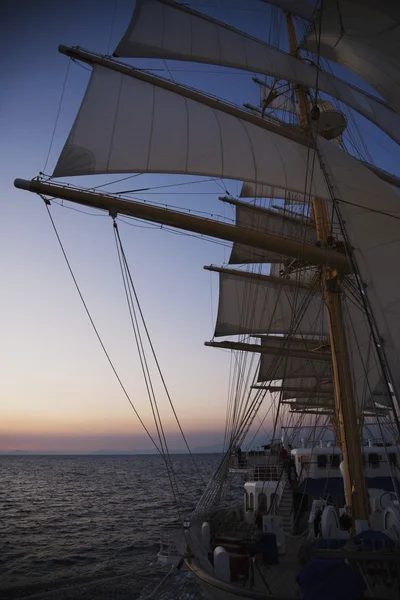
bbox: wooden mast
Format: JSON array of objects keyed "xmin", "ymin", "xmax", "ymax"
[{"xmin": 285, "ymin": 12, "xmax": 369, "ymax": 522}]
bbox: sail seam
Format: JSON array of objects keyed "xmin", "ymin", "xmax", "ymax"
[
  {"xmin": 146, "ymin": 85, "xmax": 157, "ymax": 171},
  {"xmin": 238, "ymin": 120, "xmax": 258, "ymax": 187},
  {"xmin": 107, "ymin": 72, "xmax": 124, "ymax": 171},
  {"xmin": 184, "ymin": 97, "xmax": 190, "ymax": 172},
  {"xmin": 212, "ymin": 108, "xmax": 225, "ymax": 177}
]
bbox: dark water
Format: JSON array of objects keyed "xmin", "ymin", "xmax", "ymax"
[{"xmin": 1, "ymin": 454, "xmax": 221, "ymax": 599}]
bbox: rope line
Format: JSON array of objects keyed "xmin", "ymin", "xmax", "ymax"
[
  {"xmin": 114, "ymin": 222, "xmax": 205, "ymax": 485},
  {"xmin": 42, "ymin": 198, "xmax": 201, "ymax": 513},
  {"xmin": 43, "ymin": 59, "xmax": 71, "ymax": 173}
]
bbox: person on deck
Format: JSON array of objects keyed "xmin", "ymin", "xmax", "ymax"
[
  {"xmin": 279, "ymin": 446, "xmax": 288, "ymax": 466},
  {"xmin": 288, "ymin": 459, "xmax": 298, "ymax": 489}
]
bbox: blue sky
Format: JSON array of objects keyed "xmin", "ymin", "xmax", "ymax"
[{"xmin": 2, "ymin": 0, "xmax": 400, "ymax": 453}]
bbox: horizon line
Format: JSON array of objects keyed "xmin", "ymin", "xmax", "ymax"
[{"xmin": 0, "ymin": 450, "xmax": 224, "ymax": 455}]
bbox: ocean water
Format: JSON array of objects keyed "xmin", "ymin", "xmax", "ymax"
[{"xmin": 1, "ymin": 454, "xmax": 221, "ymax": 600}]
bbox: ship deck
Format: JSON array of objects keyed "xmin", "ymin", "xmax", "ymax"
[{"xmin": 253, "ymin": 535, "xmax": 304, "ymax": 596}]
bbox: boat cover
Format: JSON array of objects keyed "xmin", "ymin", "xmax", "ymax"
[{"xmin": 297, "ymin": 558, "xmax": 366, "ymax": 600}]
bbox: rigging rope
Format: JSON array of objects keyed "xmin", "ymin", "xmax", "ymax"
[
  {"xmin": 43, "ymin": 59, "xmax": 71, "ymax": 174},
  {"xmin": 113, "ymin": 223, "xmax": 185, "ymax": 520},
  {"xmin": 106, "ymin": 0, "xmax": 118, "ymax": 55},
  {"xmin": 113, "ymin": 222, "xmax": 205, "ymax": 485},
  {"xmin": 42, "ymin": 198, "xmax": 202, "ymax": 514}
]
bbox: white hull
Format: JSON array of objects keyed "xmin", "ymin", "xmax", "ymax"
[{"xmin": 186, "ymin": 556, "xmax": 297, "ymax": 600}]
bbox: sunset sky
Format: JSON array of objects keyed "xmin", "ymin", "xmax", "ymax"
[{"xmin": 2, "ymin": 0, "xmax": 400, "ymax": 453}]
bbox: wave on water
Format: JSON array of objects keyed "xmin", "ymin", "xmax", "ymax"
[{"xmin": 1, "ymin": 454, "xmax": 220, "ymax": 600}]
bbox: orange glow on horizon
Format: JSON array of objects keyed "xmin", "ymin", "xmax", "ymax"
[{"xmin": 1, "ymin": 413, "xmax": 227, "ymax": 437}]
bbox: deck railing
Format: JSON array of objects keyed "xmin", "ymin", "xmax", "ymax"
[{"xmin": 246, "ymin": 464, "xmax": 283, "ymax": 482}]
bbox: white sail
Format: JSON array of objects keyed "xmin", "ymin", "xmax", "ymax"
[
  {"xmin": 317, "ymin": 140, "xmax": 400, "ymax": 406},
  {"xmin": 303, "ymin": 0, "xmax": 400, "ymax": 113},
  {"xmin": 282, "ymin": 391, "xmax": 333, "ymax": 400},
  {"xmin": 214, "ymin": 271, "xmax": 328, "ymax": 338},
  {"xmin": 229, "ymin": 246, "xmax": 283, "ymax": 265},
  {"xmin": 240, "ymin": 171, "xmax": 400, "ymax": 200},
  {"xmin": 240, "ymin": 182, "xmax": 311, "ymax": 204},
  {"xmin": 258, "ymin": 337, "xmax": 332, "ymax": 382},
  {"xmin": 371, "ymin": 377, "xmax": 395, "ymax": 408},
  {"xmin": 271, "ymin": 376, "xmax": 332, "ymax": 390},
  {"xmin": 53, "ymin": 64, "xmax": 330, "ymax": 196},
  {"xmin": 342, "ymin": 293, "xmax": 382, "ymax": 414},
  {"xmin": 54, "ymin": 63, "xmax": 396, "ymax": 210},
  {"xmin": 260, "ymin": 84, "xmax": 297, "ymax": 113},
  {"xmin": 229, "ymin": 203, "xmax": 315, "ymax": 264},
  {"xmin": 285, "ymin": 398, "xmax": 335, "ymax": 409},
  {"xmin": 113, "ymin": 0, "xmax": 400, "ymax": 142},
  {"xmin": 53, "ymin": 62, "xmax": 400, "ymax": 407}
]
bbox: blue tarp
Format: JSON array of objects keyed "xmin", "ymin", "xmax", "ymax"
[{"xmin": 297, "ymin": 559, "xmax": 366, "ymax": 600}]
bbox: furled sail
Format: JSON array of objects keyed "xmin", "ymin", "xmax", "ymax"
[
  {"xmin": 302, "ymin": 0, "xmax": 400, "ymax": 114},
  {"xmin": 214, "ymin": 270, "xmax": 328, "ymax": 337},
  {"xmin": 113, "ymin": 0, "xmax": 400, "ymax": 143},
  {"xmin": 228, "ymin": 202, "xmax": 315, "ymax": 264}
]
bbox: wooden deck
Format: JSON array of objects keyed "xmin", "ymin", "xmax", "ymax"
[{"xmin": 235, "ymin": 536, "xmax": 304, "ymax": 597}]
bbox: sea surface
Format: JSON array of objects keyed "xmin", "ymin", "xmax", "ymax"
[{"xmin": 1, "ymin": 454, "xmax": 223, "ymax": 600}]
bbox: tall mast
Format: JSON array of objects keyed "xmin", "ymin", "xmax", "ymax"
[{"xmin": 285, "ymin": 12, "xmax": 369, "ymax": 523}]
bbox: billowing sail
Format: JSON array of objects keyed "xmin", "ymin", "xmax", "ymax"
[
  {"xmin": 240, "ymin": 182, "xmax": 311, "ymax": 204},
  {"xmin": 285, "ymin": 399, "xmax": 335, "ymax": 410},
  {"xmin": 281, "ymin": 389, "xmax": 334, "ymax": 400},
  {"xmin": 258, "ymin": 337, "xmax": 332, "ymax": 382},
  {"xmin": 342, "ymin": 293, "xmax": 382, "ymax": 414},
  {"xmin": 214, "ymin": 270, "xmax": 328, "ymax": 337},
  {"xmin": 53, "ymin": 62, "xmax": 397, "ymax": 212},
  {"xmin": 53, "ymin": 64, "xmax": 329, "ymax": 198},
  {"xmin": 229, "ymin": 202, "xmax": 315, "ymax": 264},
  {"xmin": 114, "ymin": 0, "xmax": 400, "ymax": 142},
  {"xmin": 303, "ymin": 0, "xmax": 400, "ymax": 114},
  {"xmin": 267, "ymin": 376, "xmax": 333, "ymax": 390},
  {"xmin": 316, "ymin": 141, "xmax": 400, "ymax": 408},
  {"xmin": 371, "ymin": 377, "xmax": 395, "ymax": 408},
  {"xmin": 221, "ymin": 268, "xmax": 387, "ymax": 414},
  {"xmin": 53, "ymin": 58, "xmax": 400, "ymax": 407}
]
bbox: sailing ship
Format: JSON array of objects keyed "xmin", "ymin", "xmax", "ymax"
[{"xmin": 14, "ymin": 0, "xmax": 400, "ymax": 598}]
